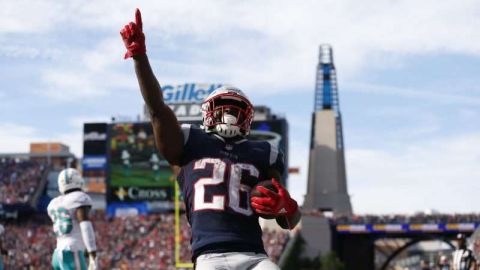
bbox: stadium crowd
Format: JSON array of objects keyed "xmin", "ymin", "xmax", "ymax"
[
  {"xmin": 0, "ymin": 158, "xmax": 46, "ymax": 205},
  {"xmin": 1, "ymin": 216, "xmax": 53, "ymax": 269},
  {"xmin": 332, "ymin": 213, "xmax": 480, "ymax": 225},
  {"xmin": 302, "ymin": 209, "xmax": 480, "ymax": 224},
  {"xmin": 0, "ymin": 212, "xmax": 289, "ymax": 270}
]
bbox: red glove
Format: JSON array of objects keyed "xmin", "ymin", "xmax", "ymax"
[
  {"xmin": 251, "ymin": 179, "xmax": 298, "ymax": 217},
  {"xmin": 120, "ymin": 8, "xmax": 146, "ymax": 59}
]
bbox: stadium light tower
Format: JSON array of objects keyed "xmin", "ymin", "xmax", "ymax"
[
  {"xmin": 314, "ymin": 45, "xmax": 339, "ymax": 112},
  {"xmin": 303, "ymin": 44, "xmax": 352, "ymax": 214}
]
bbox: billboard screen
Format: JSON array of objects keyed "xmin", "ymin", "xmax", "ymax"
[{"xmin": 83, "ymin": 123, "xmax": 108, "ymax": 193}]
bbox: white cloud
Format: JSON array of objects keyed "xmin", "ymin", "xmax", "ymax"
[
  {"xmin": 344, "ymin": 82, "xmax": 480, "ymax": 106},
  {"xmin": 3, "ymin": 0, "xmax": 480, "ymax": 99},
  {"xmin": 0, "ymin": 123, "xmax": 83, "ymax": 157},
  {"xmin": 0, "ymin": 1, "xmax": 65, "ymax": 33},
  {"xmin": 0, "ymin": 45, "xmax": 62, "ymax": 59},
  {"xmin": 0, "ymin": 123, "xmax": 39, "ymax": 153},
  {"xmin": 68, "ymin": 116, "xmax": 111, "ymax": 129},
  {"xmin": 81, "ymin": 38, "xmax": 125, "ymax": 73},
  {"xmin": 37, "ymin": 37, "xmax": 134, "ymax": 101},
  {"xmin": 347, "ymin": 133, "xmax": 480, "ymax": 214},
  {"xmin": 55, "ymin": 131, "xmax": 83, "ymax": 158},
  {"xmin": 40, "ymin": 70, "xmax": 106, "ymax": 100},
  {"xmin": 132, "ymin": 0, "xmax": 480, "ymax": 88}
]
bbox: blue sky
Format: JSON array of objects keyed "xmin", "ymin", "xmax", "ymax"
[{"xmin": 1, "ymin": 0, "xmax": 480, "ymax": 214}]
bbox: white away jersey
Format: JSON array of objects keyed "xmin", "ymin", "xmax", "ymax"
[{"xmin": 47, "ymin": 191, "xmax": 92, "ymax": 251}]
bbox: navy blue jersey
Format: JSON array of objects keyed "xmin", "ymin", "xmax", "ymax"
[{"xmin": 177, "ymin": 124, "xmax": 284, "ymax": 261}]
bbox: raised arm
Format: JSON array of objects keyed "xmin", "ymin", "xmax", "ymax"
[{"xmin": 120, "ymin": 9, "xmax": 183, "ymax": 166}]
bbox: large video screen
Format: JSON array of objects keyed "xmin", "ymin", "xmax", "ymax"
[
  {"xmin": 109, "ymin": 123, "xmax": 172, "ymax": 188},
  {"xmin": 107, "ymin": 123, "xmax": 174, "ymax": 203}
]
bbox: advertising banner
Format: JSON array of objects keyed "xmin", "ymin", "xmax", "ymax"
[
  {"xmin": 83, "ymin": 123, "xmax": 108, "ymax": 155},
  {"xmin": 336, "ymin": 223, "xmax": 480, "ymax": 234},
  {"xmin": 83, "ymin": 123, "xmax": 108, "ymax": 193},
  {"xmin": 161, "ymin": 83, "xmax": 222, "ymax": 104}
]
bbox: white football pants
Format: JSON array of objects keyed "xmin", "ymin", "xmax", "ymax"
[{"xmin": 195, "ymin": 252, "xmax": 280, "ymax": 270}]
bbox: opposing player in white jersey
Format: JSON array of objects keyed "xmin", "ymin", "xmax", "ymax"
[{"xmin": 47, "ymin": 168, "xmax": 97, "ymax": 270}]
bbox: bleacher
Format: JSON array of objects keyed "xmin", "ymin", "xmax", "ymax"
[
  {"xmin": 330, "ymin": 213, "xmax": 480, "ymax": 225},
  {"xmin": 0, "ymin": 158, "xmax": 46, "ymax": 205}
]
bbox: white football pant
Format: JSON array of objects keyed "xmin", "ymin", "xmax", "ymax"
[{"xmin": 195, "ymin": 252, "xmax": 280, "ymax": 270}]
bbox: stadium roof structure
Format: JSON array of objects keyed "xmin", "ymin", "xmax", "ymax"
[
  {"xmin": 0, "ymin": 152, "xmax": 75, "ymax": 159},
  {"xmin": 0, "ymin": 142, "xmax": 76, "ymax": 160}
]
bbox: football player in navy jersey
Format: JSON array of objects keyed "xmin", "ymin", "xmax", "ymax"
[{"xmin": 121, "ymin": 9, "xmax": 301, "ymax": 270}]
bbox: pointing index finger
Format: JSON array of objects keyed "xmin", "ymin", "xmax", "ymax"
[{"xmin": 135, "ymin": 8, "xmax": 143, "ymax": 30}]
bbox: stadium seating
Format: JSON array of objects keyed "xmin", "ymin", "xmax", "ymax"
[
  {"xmin": 330, "ymin": 213, "xmax": 480, "ymax": 225},
  {"xmin": 0, "ymin": 158, "xmax": 46, "ymax": 205},
  {"xmin": 1, "ymin": 212, "xmax": 289, "ymax": 269},
  {"xmin": 2, "ymin": 216, "xmax": 54, "ymax": 268},
  {"xmin": 302, "ymin": 209, "xmax": 480, "ymax": 225}
]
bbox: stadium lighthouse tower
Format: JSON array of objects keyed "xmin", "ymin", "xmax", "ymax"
[
  {"xmin": 300, "ymin": 44, "xmax": 353, "ymax": 259},
  {"xmin": 303, "ymin": 44, "xmax": 352, "ymax": 215}
]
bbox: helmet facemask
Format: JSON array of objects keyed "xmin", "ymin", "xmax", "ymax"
[{"xmin": 202, "ymin": 89, "xmax": 254, "ymax": 138}]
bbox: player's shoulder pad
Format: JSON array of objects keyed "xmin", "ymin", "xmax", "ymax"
[
  {"xmin": 266, "ymin": 141, "xmax": 283, "ymax": 166},
  {"xmin": 180, "ymin": 123, "xmax": 192, "ymax": 145},
  {"xmin": 66, "ymin": 191, "xmax": 92, "ymax": 209},
  {"xmin": 180, "ymin": 124, "xmax": 204, "ymax": 145},
  {"xmin": 47, "ymin": 196, "xmax": 59, "ymax": 211}
]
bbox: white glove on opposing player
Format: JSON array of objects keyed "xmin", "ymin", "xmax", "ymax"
[{"xmin": 88, "ymin": 256, "xmax": 97, "ymax": 270}]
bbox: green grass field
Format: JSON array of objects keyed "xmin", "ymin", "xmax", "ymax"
[{"xmin": 110, "ymin": 164, "xmax": 174, "ymax": 187}]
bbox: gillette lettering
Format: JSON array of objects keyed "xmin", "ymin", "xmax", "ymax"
[{"xmin": 162, "ymin": 83, "xmax": 222, "ymax": 103}]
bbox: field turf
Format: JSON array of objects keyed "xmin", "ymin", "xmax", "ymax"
[{"xmin": 110, "ymin": 164, "xmax": 174, "ymax": 187}]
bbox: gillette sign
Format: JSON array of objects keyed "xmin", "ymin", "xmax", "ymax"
[{"xmin": 162, "ymin": 83, "xmax": 223, "ymax": 104}]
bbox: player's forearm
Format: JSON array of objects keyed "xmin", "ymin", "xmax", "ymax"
[
  {"xmin": 132, "ymin": 55, "xmax": 184, "ymax": 164},
  {"xmin": 133, "ymin": 54, "xmax": 165, "ymax": 117},
  {"xmin": 79, "ymin": 221, "xmax": 97, "ymax": 253}
]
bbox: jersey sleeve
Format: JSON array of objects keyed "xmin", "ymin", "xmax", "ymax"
[
  {"xmin": 267, "ymin": 142, "xmax": 285, "ymax": 175},
  {"xmin": 68, "ymin": 192, "xmax": 92, "ymax": 209}
]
